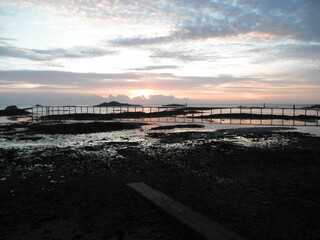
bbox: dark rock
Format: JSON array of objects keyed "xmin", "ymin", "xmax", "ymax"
[
  {"xmin": 0, "ymin": 105, "xmax": 30, "ymax": 116},
  {"xmin": 5, "ymin": 105, "xmax": 18, "ymax": 111},
  {"xmin": 28, "ymin": 122, "xmax": 145, "ymax": 134}
]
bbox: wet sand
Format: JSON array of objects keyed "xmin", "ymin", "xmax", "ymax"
[{"xmin": 0, "ymin": 121, "xmax": 319, "ymax": 239}]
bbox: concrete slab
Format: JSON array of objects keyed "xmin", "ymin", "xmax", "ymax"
[{"xmin": 128, "ymin": 182, "xmax": 247, "ymax": 240}]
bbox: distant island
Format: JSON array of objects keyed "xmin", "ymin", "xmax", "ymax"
[
  {"xmin": 307, "ymin": 104, "xmax": 320, "ymax": 109},
  {"xmin": 93, "ymin": 101, "xmax": 141, "ymax": 107},
  {"xmin": 162, "ymin": 103, "xmax": 187, "ymax": 107},
  {"xmin": 0, "ymin": 105, "xmax": 30, "ymax": 116}
]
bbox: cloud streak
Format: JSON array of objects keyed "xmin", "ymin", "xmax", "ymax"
[
  {"xmin": 131, "ymin": 65, "xmax": 178, "ymax": 71},
  {"xmin": 0, "ymin": 44, "xmax": 115, "ymax": 61}
]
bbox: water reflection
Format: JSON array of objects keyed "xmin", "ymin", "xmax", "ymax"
[{"xmin": 114, "ymin": 116, "xmax": 319, "ymax": 127}]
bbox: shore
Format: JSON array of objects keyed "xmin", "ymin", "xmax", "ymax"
[{"xmin": 0, "ymin": 120, "xmax": 319, "ymax": 239}]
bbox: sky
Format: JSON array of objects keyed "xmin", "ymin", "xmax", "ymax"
[{"xmin": 0, "ymin": 0, "xmax": 319, "ymax": 105}]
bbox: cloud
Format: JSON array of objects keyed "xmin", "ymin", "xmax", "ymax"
[
  {"xmin": 0, "ymin": 38, "xmax": 16, "ymax": 46},
  {"xmin": 104, "ymin": 94, "xmax": 188, "ymax": 105},
  {"xmin": 0, "ymin": 69, "xmax": 319, "ymax": 104},
  {"xmin": 113, "ymin": 36, "xmax": 174, "ymax": 47},
  {"xmin": 3, "ymin": 1, "xmax": 320, "ymax": 46},
  {"xmin": 0, "ymin": 0, "xmax": 181, "ymax": 23},
  {"xmin": 1, "ymin": 69, "xmax": 318, "ymax": 92},
  {"xmin": 0, "ymin": 92, "xmax": 107, "ymax": 105},
  {"xmin": 1, "ymin": 1, "xmax": 319, "ymax": 104},
  {"xmin": 245, "ymin": 43, "xmax": 320, "ymax": 64},
  {"xmin": 0, "ymin": 37, "xmax": 16, "ymax": 41},
  {"xmin": 0, "ymin": 70, "xmax": 142, "ymax": 88},
  {"xmin": 111, "ymin": 0, "xmax": 320, "ymax": 46},
  {"xmin": 131, "ymin": 65, "xmax": 179, "ymax": 71},
  {"xmin": 150, "ymin": 49, "xmax": 213, "ymax": 62},
  {"xmin": 0, "ymin": 44, "xmax": 116, "ymax": 61}
]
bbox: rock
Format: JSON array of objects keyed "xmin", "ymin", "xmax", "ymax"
[
  {"xmin": 0, "ymin": 105, "xmax": 30, "ymax": 116},
  {"xmin": 5, "ymin": 105, "xmax": 18, "ymax": 111}
]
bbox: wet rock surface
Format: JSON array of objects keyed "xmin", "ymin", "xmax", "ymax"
[
  {"xmin": 0, "ymin": 122, "xmax": 319, "ymax": 240},
  {"xmin": 0, "ymin": 149, "xmax": 193, "ymax": 240},
  {"xmin": 0, "ymin": 121, "xmax": 145, "ymax": 135},
  {"xmin": 27, "ymin": 121, "xmax": 146, "ymax": 134}
]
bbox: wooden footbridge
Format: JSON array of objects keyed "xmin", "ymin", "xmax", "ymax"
[{"xmin": 27, "ymin": 105, "xmax": 320, "ymax": 126}]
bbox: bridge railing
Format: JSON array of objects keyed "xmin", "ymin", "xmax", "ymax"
[{"xmin": 28, "ymin": 105, "xmax": 319, "ymax": 126}]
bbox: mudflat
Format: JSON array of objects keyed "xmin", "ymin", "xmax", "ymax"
[{"xmin": 0, "ymin": 121, "xmax": 319, "ymax": 239}]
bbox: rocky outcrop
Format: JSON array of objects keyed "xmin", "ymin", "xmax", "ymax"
[{"xmin": 0, "ymin": 105, "xmax": 30, "ymax": 116}]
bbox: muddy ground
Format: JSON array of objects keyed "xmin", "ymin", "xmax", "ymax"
[{"xmin": 0, "ymin": 121, "xmax": 319, "ymax": 240}]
